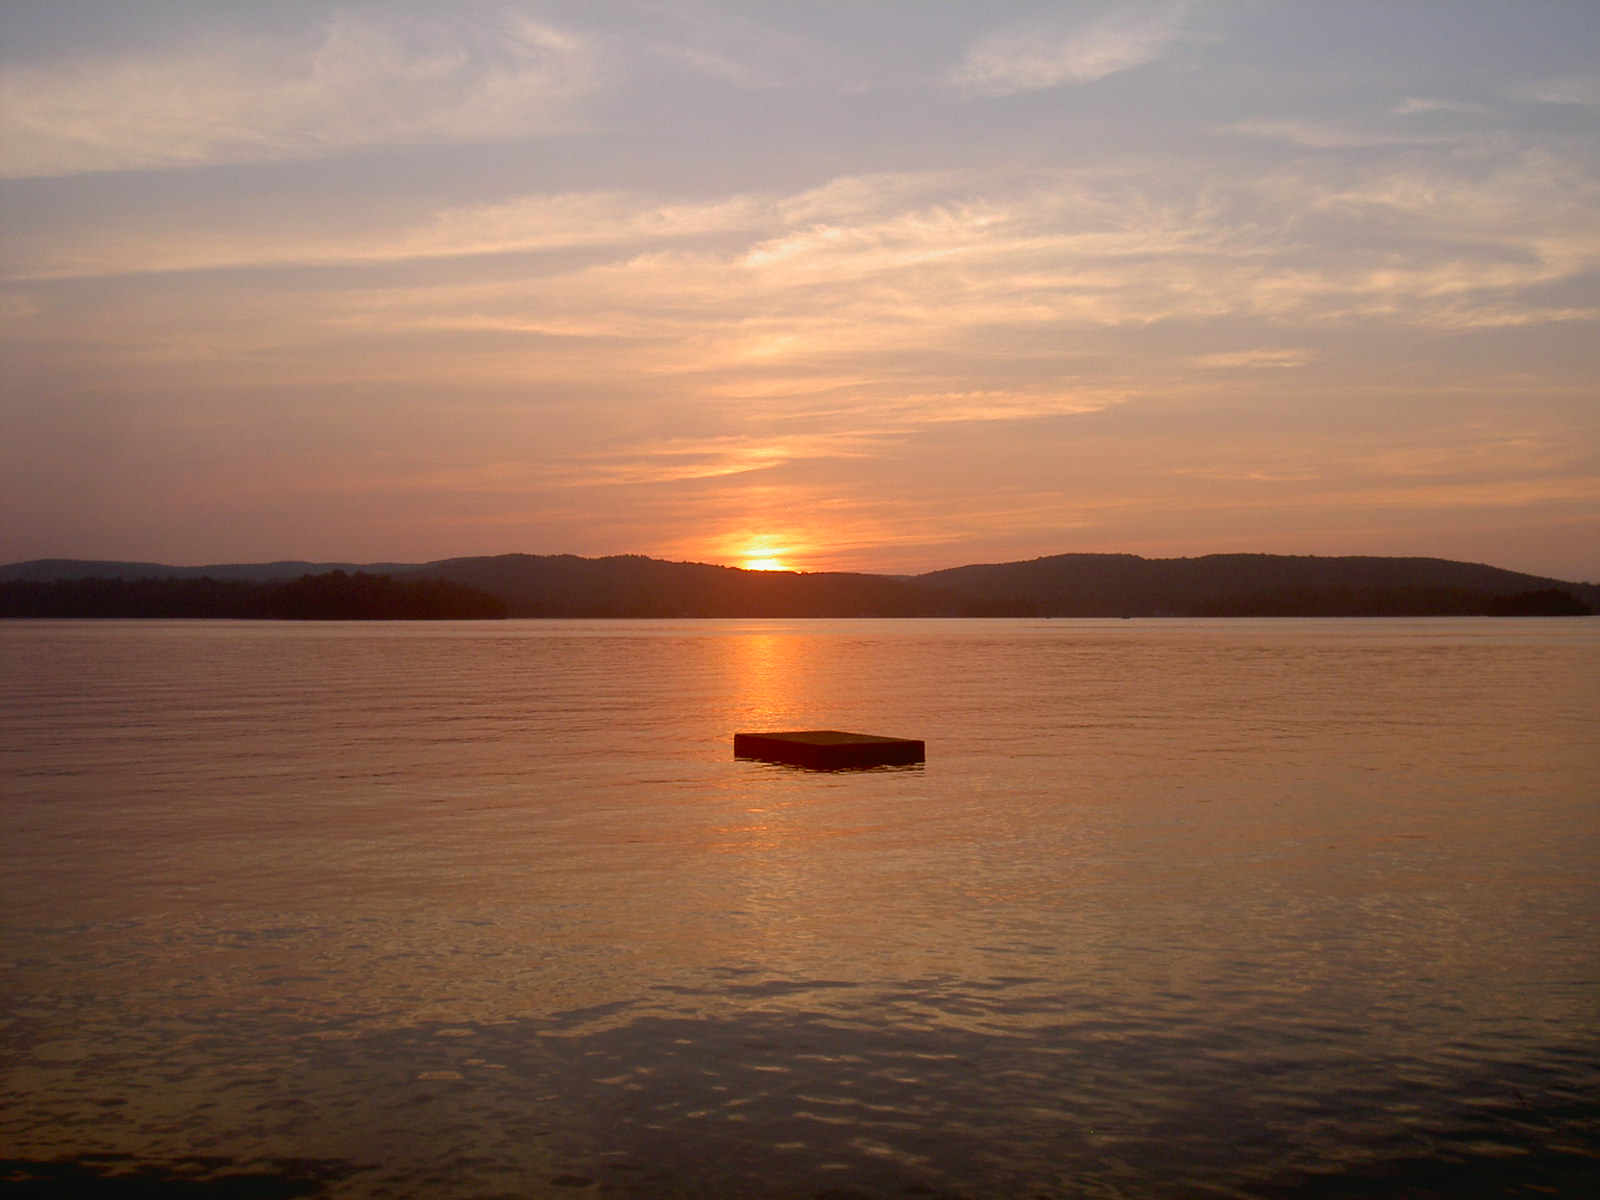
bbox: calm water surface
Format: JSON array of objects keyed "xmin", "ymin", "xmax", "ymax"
[{"xmin": 2, "ymin": 618, "xmax": 1597, "ymax": 1198}]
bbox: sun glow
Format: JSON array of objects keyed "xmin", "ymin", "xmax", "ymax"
[{"xmin": 738, "ymin": 540, "xmax": 794, "ymax": 571}]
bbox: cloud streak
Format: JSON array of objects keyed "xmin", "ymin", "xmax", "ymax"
[
  {"xmin": 16, "ymin": 147, "xmax": 1595, "ymax": 339},
  {"xmin": 954, "ymin": 2, "xmax": 1195, "ymax": 94},
  {"xmin": 0, "ymin": 11, "xmax": 594, "ymax": 178}
]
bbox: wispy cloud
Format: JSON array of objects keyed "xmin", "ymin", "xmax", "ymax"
[
  {"xmin": 1194, "ymin": 349, "xmax": 1314, "ymax": 369},
  {"xmin": 1226, "ymin": 119, "xmax": 1457, "ymax": 149},
  {"xmin": 15, "ymin": 150, "xmax": 1596, "ymax": 380},
  {"xmin": 1393, "ymin": 96, "xmax": 1487, "ymax": 116},
  {"xmin": 1, "ymin": 173, "xmax": 964, "ymax": 282},
  {"xmin": 0, "ymin": 11, "xmax": 595, "ymax": 178},
  {"xmin": 1508, "ymin": 75, "xmax": 1600, "ymax": 107},
  {"xmin": 954, "ymin": 1, "xmax": 1195, "ymax": 94},
  {"xmin": 643, "ymin": 9, "xmax": 858, "ymax": 93},
  {"xmin": 330, "ymin": 156, "xmax": 1597, "ymax": 350},
  {"xmin": 557, "ymin": 431, "xmax": 888, "ymax": 486}
]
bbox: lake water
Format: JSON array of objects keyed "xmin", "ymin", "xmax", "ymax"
[{"xmin": 2, "ymin": 618, "xmax": 1597, "ymax": 1199}]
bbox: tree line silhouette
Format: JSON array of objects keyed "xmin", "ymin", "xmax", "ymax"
[
  {"xmin": 0, "ymin": 571, "xmax": 507, "ymax": 619},
  {"xmin": 2, "ymin": 554, "xmax": 1593, "ymax": 619}
]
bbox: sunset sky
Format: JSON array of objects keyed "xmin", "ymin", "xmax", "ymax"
[{"xmin": 2, "ymin": 1, "xmax": 1597, "ymax": 579}]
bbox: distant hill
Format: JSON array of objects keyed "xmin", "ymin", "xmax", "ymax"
[
  {"xmin": 916, "ymin": 553, "xmax": 1600, "ymax": 617},
  {"xmin": 0, "ymin": 571, "xmax": 507, "ymax": 620},
  {"xmin": 407, "ymin": 554, "xmax": 962, "ymax": 617},
  {"xmin": 0, "ymin": 558, "xmax": 417, "ymax": 581},
  {"xmin": 2, "ymin": 551, "xmax": 1594, "ymax": 617}
]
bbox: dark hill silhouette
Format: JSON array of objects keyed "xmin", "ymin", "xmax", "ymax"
[
  {"xmin": 407, "ymin": 554, "xmax": 962, "ymax": 617},
  {"xmin": 916, "ymin": 553, "xmax": 1599, "ymax": 616},
  {"xmin": 0, "ymin": 572, "xmax": 507, "ymax": 620},
  {"xmin": 3, "ymin": 552, "xmax": 1594, "ymax": 617},
  {"xmin": 0, "ymin": 558, "xmax": 415, "ymax": 581}
]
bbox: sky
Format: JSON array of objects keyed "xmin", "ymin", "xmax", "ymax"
[{"xmin": 2, "ymin": 1, "xmax": 1597, "ymax": 580}]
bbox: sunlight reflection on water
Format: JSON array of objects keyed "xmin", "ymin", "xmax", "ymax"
[{"xmin": 2, "ymin": 618, "xmax": 1597, "ymax": 1198}]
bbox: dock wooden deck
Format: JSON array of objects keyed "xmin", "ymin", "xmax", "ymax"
[{"xmin": 733, "ymin": 730, "xmax": 924, "ymax": 770}]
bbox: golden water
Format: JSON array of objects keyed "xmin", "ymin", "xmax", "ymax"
[{"xmin": 3, "ymin": 618, "xmax": 1596, "ymax": 1197}]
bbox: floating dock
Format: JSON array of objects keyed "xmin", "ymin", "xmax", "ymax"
[{"xmin": 733, "ymin": 730, "xmax": 925, "ymax": 770}]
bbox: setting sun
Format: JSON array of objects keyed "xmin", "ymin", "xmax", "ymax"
[{"xmin": 743, "ymin": 555, "xmax": 787, "ymax": 572}]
